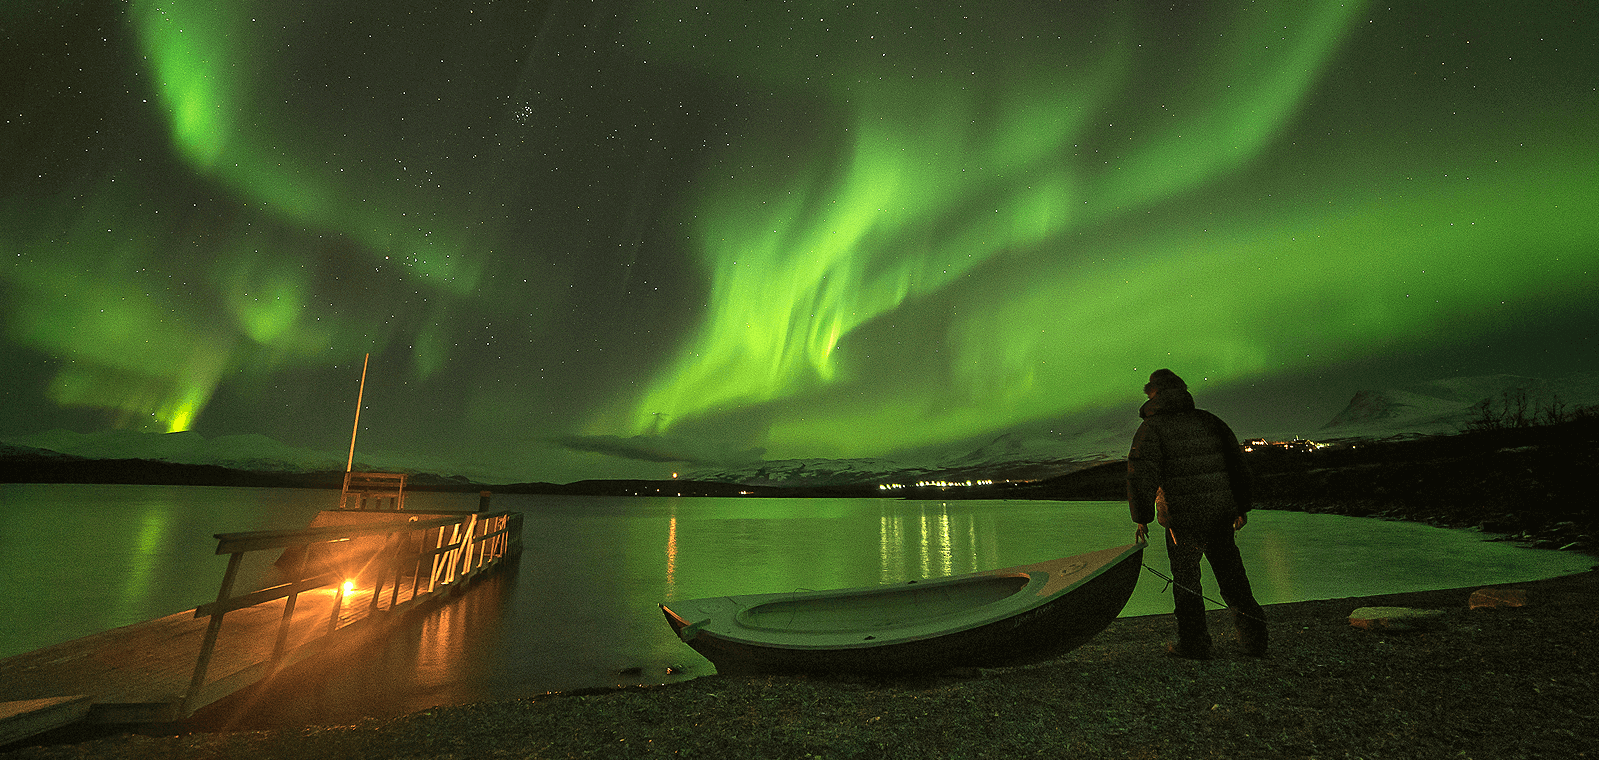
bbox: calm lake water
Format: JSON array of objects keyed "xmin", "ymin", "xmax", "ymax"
[{"xmin": 0, "ymin": 483, "xmax": 1589, "ymax": 728}]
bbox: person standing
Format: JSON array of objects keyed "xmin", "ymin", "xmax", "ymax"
[{"xmin": 1127, "ymin": 369, "xmax": 1267, "ymax": 658}]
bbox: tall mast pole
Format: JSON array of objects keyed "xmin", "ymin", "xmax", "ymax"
[{"xmin": 346, "ymin": 353, "xmax": 369, "ymax": 473}]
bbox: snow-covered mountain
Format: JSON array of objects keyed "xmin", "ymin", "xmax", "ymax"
[
  {"xmin": 686, "ymin": 457, "xmax": 930, "ymax": 489},
  {"xmin": 1318, "ymin": 373, "xmax": 1599, "ymax": 440},
  {"xmin": 13, "ymin": 429, "xmax": 348, "ymax": 472},
  {"xmin": 688, "ymin": 417, "xmax": 1137, "ymax": 488},
  {"xmin": 686, "ymin": 434, "xmax": 1124, "ymax": 488},
  {"xmin": 691, "ymin": 373, "xmax": 1599, "ymax": 487},
  {"xmin": 0, "ymin": 428, "xmax": 487, "ymax": 482}
]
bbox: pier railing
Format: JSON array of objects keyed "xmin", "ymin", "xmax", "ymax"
[
  {"xmin": 179, "ymin": 509, "xmax": 522, "ymax": 716},
  {"xmin": 339, "ymin": 471, "xmax": 408, "ymax": 510}
]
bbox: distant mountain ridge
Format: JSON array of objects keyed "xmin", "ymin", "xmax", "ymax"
[
  {"xmin": 1320, "ymin": 373, "xmax": 1599, "ymax": 438},
  {"xmin": 0, "ymin": 428, "xmax": 486, "ymax": 484},
  {"xmin": 5, "ymin": 373, "xmax": 1596, "ymax": 488},
  {"xmin": 14, "ymin": 429, "xmax": 351, "ymax": 472},
  {"xmin": 691, "ymin": 372, "xmax": 1599, "ymax": 487}
]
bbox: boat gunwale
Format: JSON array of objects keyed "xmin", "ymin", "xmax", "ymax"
[{"xmin": 731, "ymin": 571, "xmax": 1035, "ymax": 634}]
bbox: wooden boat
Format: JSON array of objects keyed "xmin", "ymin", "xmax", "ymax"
[{"xmin": 660, "ymin": 543, "xmax": 1143, "ymax": 674}]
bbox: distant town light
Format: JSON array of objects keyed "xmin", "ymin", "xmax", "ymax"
[
  {"xmin": 1242, "ymin": 437, "xmax": 1334, "ymax": 453},
  {"xmin": 879, "ymin": 478, "xmax": 999, "ymax": 491}
]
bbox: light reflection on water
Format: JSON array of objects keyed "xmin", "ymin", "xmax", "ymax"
[
  {"xmin": 1, "ymin": 485, "xmax": 1591, "ymax": 729},
  {"xmin": 0, "ymin": 484, "xmax": 336, "ymax": 657}
]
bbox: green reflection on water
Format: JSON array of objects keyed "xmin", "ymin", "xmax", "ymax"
[
  {"xmin": 0, "ymin": 484, "xmax": 335, "ymax": 658},
  {"xmin": 109, "ymin": 506, "xmax": 172, "ymax": 623}
]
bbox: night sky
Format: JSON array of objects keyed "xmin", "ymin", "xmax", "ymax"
[{"xmin": 2, "ymin": 1, "xmax": 1595, "ymax": 483}]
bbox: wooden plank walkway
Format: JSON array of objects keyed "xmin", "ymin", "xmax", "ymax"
[
  {"xmin": 0, "ymin": 508, "xmax": 521, "ymax": 743},
  {"xmin": 0, "ymin": 584, "xmax": 400, "ymax": 724}
]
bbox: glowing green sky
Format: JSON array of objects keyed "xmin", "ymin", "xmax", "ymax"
[{"xmin": 1, "ymin": 1, "xmax": 1594, "ymax": 481}]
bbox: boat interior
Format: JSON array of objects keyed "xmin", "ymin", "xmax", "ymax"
[{"xmin": 735, "ymin": 573, "xmax": 1032, "ymax": 632}]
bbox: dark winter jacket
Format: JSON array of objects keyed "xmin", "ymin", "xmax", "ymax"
[{"xmin": 1126, "ymin": 389, "xmax": 1252, "ymax": 531}]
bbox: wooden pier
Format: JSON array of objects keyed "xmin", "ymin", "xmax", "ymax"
[{"xmin": 0, "ymin": 507, "xmax": 521, "ymax": 745}]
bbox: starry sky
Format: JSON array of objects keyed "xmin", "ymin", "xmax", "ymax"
[{"xmin": 2, "ymin": 1, "xmax": 1595, "ymax": 483}]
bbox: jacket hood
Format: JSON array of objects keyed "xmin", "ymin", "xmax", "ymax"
[{"xmin": 1139, "ymin": 388, "xmax": 1197, "ymax": 419}]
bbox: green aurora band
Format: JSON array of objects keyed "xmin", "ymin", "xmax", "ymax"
[
  {"xmin": 616, "ymin": 2, "xmax": 1375, "ymax": 454},
  {"xmin": 612, "ymin": 1, "xmax": 1596, "ymax": 458},
  {"xmin": 5, "ymin": 1, "xmax": 495, "ymax": 432},
  {"xmin": 2, "ymin": 1, "xmax": 1594, "ymax": 472},
  {"xmin": 132, "ymin": 1, "xmax": 485, "ymax": 296}
]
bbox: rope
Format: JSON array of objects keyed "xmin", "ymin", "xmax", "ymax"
[{"xmin": 1139, "ymin": 561, "xmax": 1269, "ymax": 625}]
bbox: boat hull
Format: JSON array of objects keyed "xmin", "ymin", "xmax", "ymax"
[{"xmin": 661, "ymin": 543, "xmax": 1143, "ymax": 674}]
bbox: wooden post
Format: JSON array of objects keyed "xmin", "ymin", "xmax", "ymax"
[
  {"xmin": 370, "ymin": 532, "xmax": 396, "ymax": 614},
  {"xmin": 429, "ymin": 526, "xmax": 447, "ymax": 591},
  {"xmin": 327, "ymin": 580, "xmax": 347, "ymax": 635},
  {"xmin": 460, "ymin": 514, "xmax": 479, "ymax": 578},
  {"xmin": 181, "ymin": 551, "xmax": 244, "ymax": 716},
  {"xmin": 393, "ymin": 532, "xmax": 411, "ymax": 609},
  {"xmin": 346, "ymin": 353, "xmax": 368, "ymax": 475},
  {"xmin": 271, "ymin": 547, "xmax": 311, "ymax": 666}
]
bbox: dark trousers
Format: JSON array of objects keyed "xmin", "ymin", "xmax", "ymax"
[{"xmin": 1165, "ymin": 523, "xmax": 1268, "ymax": 653}]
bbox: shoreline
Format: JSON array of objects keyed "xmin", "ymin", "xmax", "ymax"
[
  {"xmin": 1254, "ymin": 497, "xmax": 1597, "ymax": 556},
  {"xmin": 7, "ymin": 568, "xmax": 1596, "ymax": 759}
]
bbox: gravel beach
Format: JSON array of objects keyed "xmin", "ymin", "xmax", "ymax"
[{"xmin": 6, "ymin": 567, "xmax": 1594, "ymax": 759}]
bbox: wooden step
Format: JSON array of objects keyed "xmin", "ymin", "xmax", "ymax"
[{"xmin": 0, "ymin": 695, "xmax": 92, "ymax": 747}]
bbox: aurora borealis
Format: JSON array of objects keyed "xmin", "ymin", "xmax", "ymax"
[{"xmin": 3, "ymin": 1, "xmax": 1595, "ymax": 482}]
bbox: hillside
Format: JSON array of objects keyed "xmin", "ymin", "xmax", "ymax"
[{"xmin": 1013, "ymin": 417, "xmax": 1599, "ymax": 554}]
